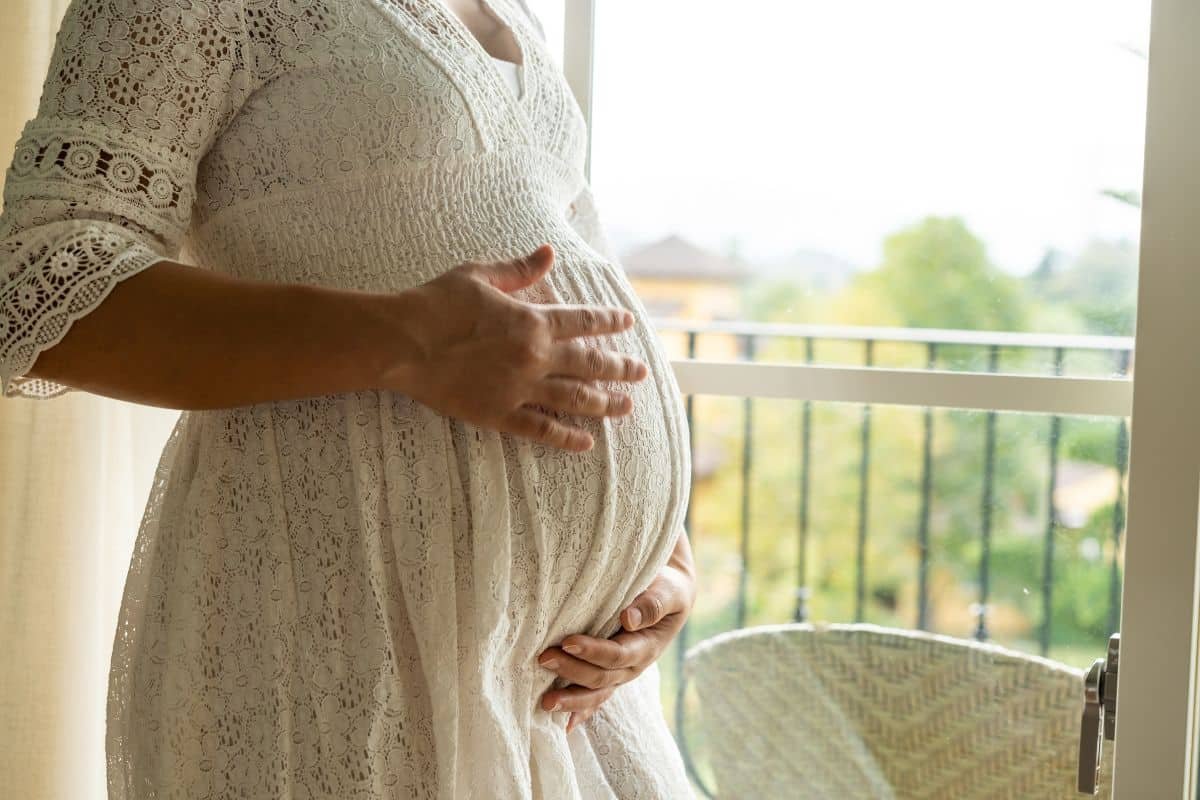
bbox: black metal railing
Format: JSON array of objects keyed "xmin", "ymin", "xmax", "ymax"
[{"xmin": 657, "ymin": 320, "xmax": 1134, "ymax": 797}]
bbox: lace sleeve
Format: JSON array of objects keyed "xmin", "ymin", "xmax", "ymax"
[{"xmin": 0, "ymin": 0, "xmax": 255, "ymax": 399}]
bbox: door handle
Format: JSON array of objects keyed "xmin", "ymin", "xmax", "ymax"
[{"xmin": 1078, "ymin": 633, "xmax": 1119, "ymax": 795}]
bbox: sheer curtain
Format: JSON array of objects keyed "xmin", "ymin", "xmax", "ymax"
[{"xmin": 0, "ymin": 2, "xmax": 180, "ymax": 796}]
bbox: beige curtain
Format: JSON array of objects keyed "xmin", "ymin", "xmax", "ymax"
[{"xmin": 0, "ymin": 2, "xmax": 180, "ymax": 796}]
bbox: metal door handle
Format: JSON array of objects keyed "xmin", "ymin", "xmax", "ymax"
[{"xmin": 1078, "ymin": 633, "xmax": 1119, "ymax": 795}]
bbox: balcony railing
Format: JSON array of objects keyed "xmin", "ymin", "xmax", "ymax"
[{"xmin": 654, "ymin": 319, "xmax": 1134, "ymax": 796}]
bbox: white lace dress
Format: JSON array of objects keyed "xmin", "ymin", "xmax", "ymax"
[{"xmin": 0, "ymin": 1, "xmax": 694, "ymax": 797}]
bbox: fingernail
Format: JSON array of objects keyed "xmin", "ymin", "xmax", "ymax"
[
  {"xmin": 627, "ymin": 608, "xmax": 642, "ymax": 629},
  {"xmin": 563, "ymin": 644, "xmax": 582, "ymax": 655},
  {"xmin": 551, "ymin": 702, "xmax": 562, "ymax": 711},
  {"xmin": 540, "ymin": 658, "xmax": 559, "ymax": 669}
]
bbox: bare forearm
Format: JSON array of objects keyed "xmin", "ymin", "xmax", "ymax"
[{"xmin": 25, "ymin": 259, "xmax": 412, "ymax": 410}]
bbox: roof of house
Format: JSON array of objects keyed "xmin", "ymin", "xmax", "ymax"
[{"xmin": 620, "ymin": 235, "xmax": 751, "ymax": 282}]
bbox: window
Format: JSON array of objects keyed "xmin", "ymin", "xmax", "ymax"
[{"xmin": 559, "ymin": 4, "xmax": 1155, "ymax": 795}]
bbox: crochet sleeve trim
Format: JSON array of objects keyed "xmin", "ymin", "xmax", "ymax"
[{"xmin": 0, "ymin": 0, "xmax": 253, "ymax": 399}]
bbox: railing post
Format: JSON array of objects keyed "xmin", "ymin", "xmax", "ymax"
[
  {"xmin": 676, "ymin": 330, "xmax": 698, "ymax": 681},
  {"xmin": 674, "ymin": 330, "xmax": 714, "ymax": 798},
  {"xmin": 974, "ymin": 345, "xmax": 1001, "ymax": 641},
  {"xmin": 1040, "ymin": 347, "xmax": 1066, "ymax": 656},
  {"xmin": 917, "ymin": 342, "xmax": 937, "ymax": 630},
  {"xmin": 795, "ymin": 337, "xmax": 815, "ymax": 622},
  {"xmin": 736, "ymin": 333, "xmax": 756, "ymax": 630},
  {"xmin": 855, "ymin": 340, "xmax": 875, "ymax": 623}
]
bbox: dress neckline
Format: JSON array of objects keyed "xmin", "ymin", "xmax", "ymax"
[
  {"xmin": 406, "ymin": 0, "xmax": 545, "ymax": 146},
  {"xmin": 490, "ymin": 55, "xmax": 523, "ymax": 101},
  {"xmin": 435, "ymin": 1, "xmax": 526, "ymax": 88}
]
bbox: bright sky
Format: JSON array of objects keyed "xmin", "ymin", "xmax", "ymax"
[{"xmin": 527, "ymin": 0, "xmax": 1151, "ymax": 275}]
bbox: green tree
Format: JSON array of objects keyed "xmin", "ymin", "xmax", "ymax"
[
  {"xmin": 741, "ymin": 278, "xmax": 813, "ymax": 324},
  {"xmin": 1028, "ymin": 239, "xmax": 1138, "ymax": 336},
  {"xmin": 853, "ymin": 216, "xmax": 1027, "ymax": 332}
]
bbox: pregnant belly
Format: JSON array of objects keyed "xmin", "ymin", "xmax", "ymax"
[
  {"xmin": 189, "ymin": 164, "xmax": 691, "ymax": 643},
  {"xmin": 496, "ymin": 260, "xmax": 692, "ymax": 648}
]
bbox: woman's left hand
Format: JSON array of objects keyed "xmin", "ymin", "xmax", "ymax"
[{"xmin": 537, "ymin": 531, "xmax": 696, "ymax": 734}]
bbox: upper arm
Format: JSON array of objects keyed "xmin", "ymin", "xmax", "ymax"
[{"xmin": 0, "ymin": 0, "xmax": 256, "ymax": 399}]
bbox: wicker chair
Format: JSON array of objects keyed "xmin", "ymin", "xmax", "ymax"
[{"xmin": 682, "ymin": 623, "xmax": 1113, "ymax": 799}]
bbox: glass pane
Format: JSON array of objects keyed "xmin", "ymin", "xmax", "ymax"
[
  {"xmin": 591, "ymin": 0, "xmax": 1149, "ymax": 359},
  {"xmin": 587, "ymin": 2, "xmax": 1152, "ymax": 796}
]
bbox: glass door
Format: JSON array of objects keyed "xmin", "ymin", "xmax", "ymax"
[{"xmin": 546, "ymin": 0, "xmax": 1200, "ymax": 795}]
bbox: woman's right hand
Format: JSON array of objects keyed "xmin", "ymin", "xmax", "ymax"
[{"xmin": 383, "ymin": 244, "xmax": 647, "ymax": 452}]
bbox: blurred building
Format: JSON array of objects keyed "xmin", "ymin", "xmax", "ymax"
[
  {"xmin": 620, "ymin": 234, "xmax": 750, "ymax": 322},
  {"xmin": 619, "ymin": 235, "xmax": 750, "ymax": 479},
  {"xmin": 1054, "ymin": 461, "xmax": 1122, "ymax": 530}
]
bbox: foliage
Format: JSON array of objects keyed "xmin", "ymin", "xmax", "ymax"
[
  {"xmin": 739, "ymin": 277, "xmax": 814, "ymax": 324},
  {"xmin": 1028, "ymin": 239, "xmax": 1138, "ymax": 336},
  {"xmin": 854, "ymin": 216, "xmax": 1027, "ymax": 331}
]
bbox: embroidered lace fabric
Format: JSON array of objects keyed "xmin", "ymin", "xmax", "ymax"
[{"xmin": 0, "ymin": 1, "xmax": 694, "ymax": 797}]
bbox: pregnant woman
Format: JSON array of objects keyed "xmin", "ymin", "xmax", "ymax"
[{"xmin": 0, "ymin": 0, "xmax": 697, "ymax": 797}]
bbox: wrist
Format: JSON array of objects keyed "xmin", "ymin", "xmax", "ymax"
[
  {"xmin": 655, "ymin": 561, "xmax": 696, "ymax": 618},
  {"xmin": 295, "ymin": 282, "xmax": 429, "ymax": 394},
  {"xmin": 362, "ymin": 286, "xmax": 433, "ymax": 393},
  {"xmin": 666, "ymin": 528, "xmax": 696, "ymax": 580}
]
